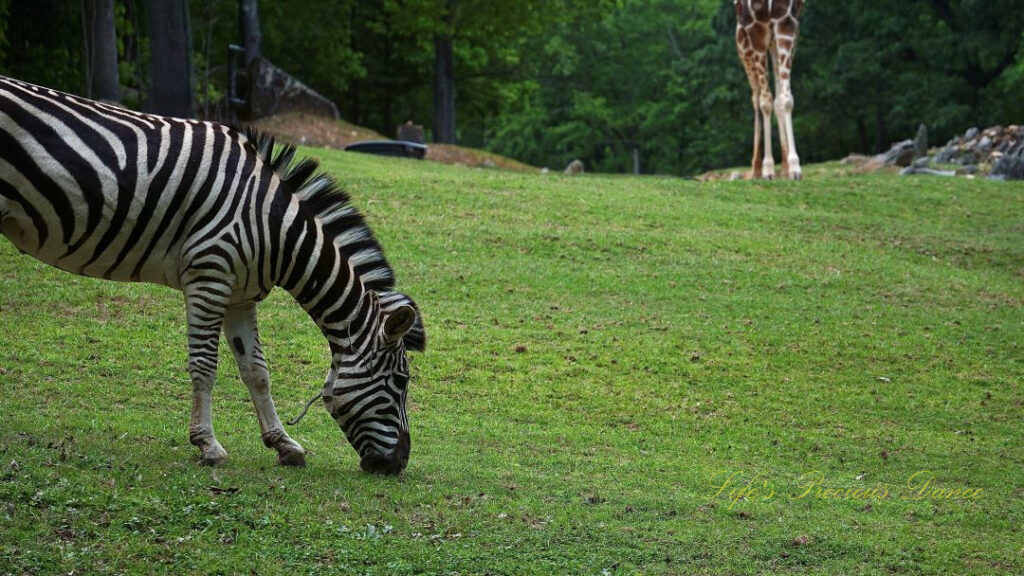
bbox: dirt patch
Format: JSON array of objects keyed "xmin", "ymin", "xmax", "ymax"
[
  {"xmin": 249, "ymin": 111, "xmax": 537, "ymax": 172},
  {"xmin": 250, "ymin": 111, "xmax": 384, "ymax": 149},
  {"xmin": 425, "ymin": 143, "xmax": 537, "ymax": 172}
]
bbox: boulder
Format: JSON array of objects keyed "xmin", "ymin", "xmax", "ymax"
[
  {"xmin": 990, "ymin": 155, "xmax": 1024, "ymax": 181},
  {"xmin": 861, "ymin": 139, "xmax": 915, "ymax": 172},
  {"xmin": 564, "ymin": 159, "xmax": 585, "ymax": 175},
  {"xmin": 913, "ymin": 124, "xmax": 928, "ymax": 160},
  {"xmin": 888, "ymin": 140, "xmax": 917, "ymax": 167},
  {"xmin": 247, "ymin": 57, "xmax": 339, "ymax": 120},
  {"xmin": 396, "ymin": 121, "xmax": 425, "ymax": 144}
]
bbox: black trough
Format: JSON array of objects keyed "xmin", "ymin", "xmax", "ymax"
[{"xmin": 345, "ymin": 140, "xmax": 427, "ymax": 160}]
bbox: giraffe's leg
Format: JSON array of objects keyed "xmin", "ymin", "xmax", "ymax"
[
  {"xmin": 776, "ymin": 89, "xmax": 800, "ymax": 180},
  {"xmin": 183, "ymin": 279, "xmax": 231, "ymax": 466},
  {"xmin": 774, "ymin": 20, "xmax": 802, "ymax": 180},
  {"xmin": 770, "ymin": 43, "xmax": 791, "ymax": 178},
  {"xmin": 223, "ymin": 304, "xmax": 306, "ymax": 467},
  {"xmin": 751, "ymin": 93, "xmax": 763, "ymax": 179},
  {"xmin": 737, "ymin": 27, "xmax": 764, "ymax": 179},
  {"xmin": 757, "ymin": 63, "xmax": 776, "ymax": 181}
]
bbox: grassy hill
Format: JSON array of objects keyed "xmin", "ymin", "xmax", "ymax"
[{"xmin": 1, "ymin": 150, "xmax": 1021, "ymax": 575}]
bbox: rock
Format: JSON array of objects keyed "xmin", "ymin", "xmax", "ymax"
[
  {"xmin": 901, "ymin": 157, "xmax": 956, "ymax": 177},
  {"xmin": 729, "ymin": 170, "xmax": 743, "ymax": 181},
  {"xmin": 396, "ymin": 121, "xmax": 425, "ymax": 144},
  {"xmin": 540, "ymin": 167, "xmax": 550, "ymax": 175},
  {"xmin": 564, "ymin": 159, "xmax": 585, "ymax": 175},
  {"xmin": 964, "ymin": 127, "xmax": 979, "ymax": 140},
  {"xmin": 933, "ymin": 146, "xmax": 953, "ymax": 164},
  {"xmin": 247, "ymin": 57, "xmax": 339, "ymax": 120},
  {"xmin": 889, "ymin": 140, "xmax": 916, "ymax": 166},
  {"xmin": 990, "ymin": 155, "xmax": 1024, "ymax": 181},
  {"xmin": 977, "ymin": 136, "xmax": 993, "ymax": 154},
  {"xmin": 901, "ymin": 165, "xmax": 956, "ymax": 177},
  {"xmin": 913, "ymin": 124, "xmax": 928, "ymax": 160}
]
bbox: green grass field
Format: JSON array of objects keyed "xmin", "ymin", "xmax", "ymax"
[{"xmin": 1, "ymin": 151, "xmax": 1021, "ymax": 575}]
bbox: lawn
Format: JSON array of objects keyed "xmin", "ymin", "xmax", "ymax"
[{"xmin": 1, "ymin": 150, "xmax": 1021, "ymax": 575}]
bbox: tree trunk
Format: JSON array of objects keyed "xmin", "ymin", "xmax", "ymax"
[
  {"xmin": 145, "ymin": 0, "xmax": 194, "ymax": 118},
  {"xmin": 238, "ymin": 0, "xmax": 261, "ymax": 66},
  {"xmin": 874, "ymin": 105, "xmax": 887, "ymax": 154},
  {"xmin": 83, "ymin": 0, "xmax": 120, "ymax": 102},
  {"xmin": 432, "ymin": 0, "xmax": 456, "ymax": 144}
]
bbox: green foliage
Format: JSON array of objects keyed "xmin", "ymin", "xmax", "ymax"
[
  {"xmin": 488, "ymin": 0, "xmax": 737, "ymax": 175},
  {"xmin": 0, "ymin": 0, "xmax": 85, "ymax": 93},
  {"xmin": 0, "ymin": 0, "xmax": 9, "ymax": 62},
  {"xmin": 0, "ymin": 0, "xmax": 1021, "ymax": 171},
  {"xmin": 489, "ymin": 0, "xmax": 1024, "ymax": 174},
  {"xmin": 798, "ymin": 0, "xmax": 1024, "ymax": 155},
  {"xmin": 1, "ymin": 153, "xmax": 1022, "ymax": 574},
  {"xmin": 260, "ymin": 0, "xmax": 363, "ymax": 103}
]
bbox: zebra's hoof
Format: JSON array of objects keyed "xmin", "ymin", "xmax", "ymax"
[
  {"xmin": 195, "ymin": 442, "xmax": 228, "ymax": 466},
  {"xmin": 277, "ymin": 448, "xmax": 307, "ymax": 467},
  {"xmin": 198, "ymin": 453, "xmax": 227, "ymax": 466}
]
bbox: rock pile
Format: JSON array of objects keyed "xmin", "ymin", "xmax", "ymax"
[
  {"xmin": 935, "ymin": 125, "xmax": 1024, "ymax": 165},
  {"xmin": 852, "ymin": 125, "xmax": 1024, "ymax": 180},
  {"xmin": 935, "ymin": 125, "xmax": 1024, "ymax": 180}
]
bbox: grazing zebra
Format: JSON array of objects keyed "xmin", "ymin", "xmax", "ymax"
[{"xmin": 0, "ymin": 75, "xmax": 425, "ymax": 475}]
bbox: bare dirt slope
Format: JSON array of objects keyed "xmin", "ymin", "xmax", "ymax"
[{"xmin": 250, "ymin": 111, "xmax": 537, "ymax": 172}]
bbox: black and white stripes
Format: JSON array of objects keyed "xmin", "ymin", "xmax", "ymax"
[{"xmin": 0, "ymin": 75, "xmax": 425, "ymax": 474}]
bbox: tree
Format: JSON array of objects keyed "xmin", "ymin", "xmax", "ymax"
[
  {"xmin": 238, "ymin": 0, "xmax": 260, "ymax": 65},
  {"xmin": 0, "ymin": 0, "xmax": 9, "ymax": 63},
  {"xmin": 432, "ymin": 0, "xmax": 456, "ymax": 143},
  {"xmin": 145, "ymin": 0, "xmax": 195, "ymax": 117},
  {"xmin": 82, "ymin": 0, "xmax": 120, "ymax": 102},
  {"xmin": 0, "ymin": 0, "xmax": 84, "ymax": 93}
]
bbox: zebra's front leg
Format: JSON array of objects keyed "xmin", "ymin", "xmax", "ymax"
[
  {"xmin": 184, "ymin": 280, "xmax": 230, "ymax": 465},
  {"xmin": 224, "ymin": 304, "xmax": 306, "ymax": 467}
]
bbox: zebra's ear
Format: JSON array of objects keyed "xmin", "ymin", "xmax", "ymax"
[{"xmin": 382, "ymin": 305, "xmax": 417, "ymax": 346}]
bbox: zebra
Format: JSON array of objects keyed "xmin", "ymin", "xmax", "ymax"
[{"xmin": 0, "ymin": 75, "xmax": 425, "ymax": 475}]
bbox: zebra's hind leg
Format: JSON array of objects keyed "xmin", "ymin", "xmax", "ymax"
[
  {"xmin": 184, "ymin": 278, "xmax": 230, "ymax": 466},
  {"xmin": 223, "ymin": 303, "xmax": 306, "ymax": 467}
]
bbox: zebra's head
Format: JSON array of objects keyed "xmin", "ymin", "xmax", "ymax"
[{"xmin": 323, "ymin": 291, "xmax": 426, "ymax": 475}]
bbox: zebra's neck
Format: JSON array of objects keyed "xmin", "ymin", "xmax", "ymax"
[
  {"xmin": 272, "ymin": 205, "xmax": 371, "ymax": 351},
  {"xmin": 244, "ymin": 129, "xmax": 395, "ymax": 353}
]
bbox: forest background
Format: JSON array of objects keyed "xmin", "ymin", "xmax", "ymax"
[{"xmin": 0, "ymin": 0, "xmax": 1022, "ymax": 176}]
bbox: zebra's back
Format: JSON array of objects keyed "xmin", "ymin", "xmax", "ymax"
[{"xmin": 0, "ymin": 75, "xmax": 275, "ymax": 295}]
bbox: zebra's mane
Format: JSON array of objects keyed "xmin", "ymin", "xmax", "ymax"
[{"xmin": 243, "ymin": 128, "xmax": 396, "ymax": 292}]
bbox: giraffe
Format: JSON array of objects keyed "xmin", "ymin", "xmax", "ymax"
[{"xmin": 734, "ymin": 0, "xmax": 804, "ymax": 180}]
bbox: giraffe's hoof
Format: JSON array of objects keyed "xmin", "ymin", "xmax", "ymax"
[{"xmin": 791, "ymin": 171, "xmax": 803, "ymax": 181}]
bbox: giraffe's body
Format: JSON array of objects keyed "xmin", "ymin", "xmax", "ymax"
[{"xmin": 735, "ymin": 0, "xmax": 804, "ymax": 180}]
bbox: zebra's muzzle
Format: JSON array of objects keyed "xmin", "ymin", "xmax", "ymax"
[{"xmin": 359, "ymin": 429, "xmax": 410, "ymax": 475}]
